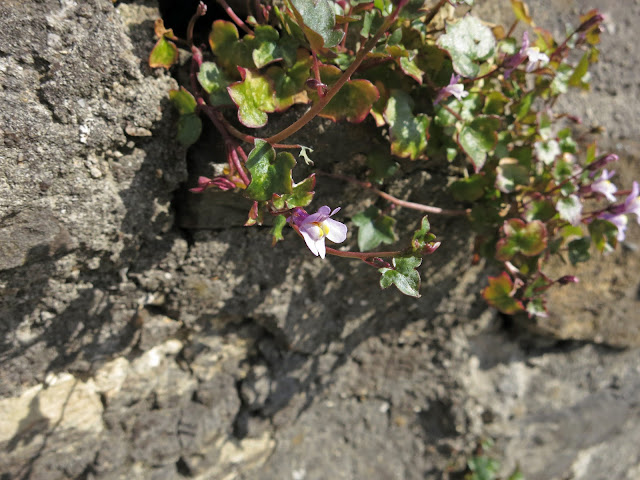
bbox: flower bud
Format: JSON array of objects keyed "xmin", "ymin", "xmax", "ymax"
[
  {"xmin": 588, "ymin": 153, "xmax": 618, "ymax": 172},
  {"xmin": 557, "ymin": 275, "xmax": 579, "ymax": 285},
  {"xmin": 576, "ymin": 13, "xmax": 604, "ymax": 33}
]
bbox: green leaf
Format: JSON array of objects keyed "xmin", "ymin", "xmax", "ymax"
[
  {"xmin": 169, "ymin": 87, "xmax": 197, "ymax": 115},
  {"xmin": 352, "ymin": 206, "xmax": 397, "ymax": 251},
  {"xmin": 398, "ymin": 0, "xmax": 429, "ymax": 20},
  {"xmin": 434, "ymin": 93, "xmax": 484, "ymax": 126},
  {"xmin": 149, "ymin": 36, "xmax": 178, "ymax": 69},
  {"xmin": 209, "ymin": 20, "xmax": 254, "ymax": 73},
  {"xmin": 458, "ymin": 116, "xmax": 501, "ymax": 171},
  {"xmin": 496, "ymin": 219, "xmax": 547, "ymax": 261},
  {"xmin": 289, "ymin": 0, "xmax": 344, "ymax": 50},
  {"xmin": 270, "ymin": 214, "xmax": 288, "ymax": 245},
  {"xmin": 386, "ymin": 45, "xmax": 424, "ymax": 84},
  {"xmin": 496, "ymin": 157, "xmax": 529, "ymax": 193},
  {"xmin": 411, "ymin": 216, "xmax": 438, "ymax": 253},
  {"xmin": 366, "ymin": 151, "xmax": 398, "ymax": 184},
  {"xmin": 512, "ymin": 91, "xmax": 534, "ymax": 121},
  {"xmin": 176, "ymin": 113, "xmax": 202, "ymax": 147},
  {"xmin": 510, "ymin": 0, "xmax": 534, "ymax": 25},
  {"xmin": 244, "ymin": 25, "xmax": 282, "ymax": 69},
  {"xmin": 197, "ymin": 62, "xmax": 232, "ymax": 105},
  {"xmin": 272, "ymin": 174, "xmax": 316, "ymax": 209},
  {"xmin": 245, "ymin": 139, "xmax": 295, "ymax": 201},
  {"xmin": 568, "ymin": 52, "xmax": 591, "ymax": 89},
  {"xmin": 266, "ymin": 57, "xmax": 312, "ymax": 111},
  {"xmin": 384, "ymin": 90, "xmax": 430, "ymax": 160},
  {"xmin": 588, "ymin": 218, "xmax": 618, "ymax": 253},
  {"xmin": 551, "ymin": 64, "xmax": 572, "ymax": 96},
  {"xmin": 483, "ymin": 91, "xmax": 509, "ymax": 115},
  {"xmin": 437, "ymin": 15, "xmax": 496, "ymax": 78},
  {"xmin": 228, "ymin": 69, "xmax": 276, "ymax": 128},
  {"xmin": 399, "ymin": 56, "xmax": 425, "ymax": 85},
  {"xmin": 482, "ymin": 272, "xmax": 524, "ymax": 315},
  {"xmin": 449, "ymin": 174, "xmax": 486, "ymax": 202},
  {"xmin": 568, "ymin": 237, "xmax": 591, "ymax": 265},
  {"xmin": 556, "ymin": 194, "xmax": 582, "ymax": 226},
  {"xmin": 526, "ymin": 298, "xmax": 547, "ymax": 318},
  {"xmin": 313, "ymin": 65, "xmax": 379, "ymax": 122},
  {"xmin": 379, "ymin": 256, "xmax": 422, "ymax": 298},
  {"xmin": 524, "ymin": 200, "xmax": 556, "ymax": 222}
]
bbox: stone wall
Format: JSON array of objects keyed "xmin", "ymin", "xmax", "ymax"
[{"xmin": 1, "ymin": 1, "xmax": 639, "ymax": 479}]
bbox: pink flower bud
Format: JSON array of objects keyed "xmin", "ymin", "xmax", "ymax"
[{"xmin": 557, "ymin": 275, "xmax": 579, "ymax": 285}]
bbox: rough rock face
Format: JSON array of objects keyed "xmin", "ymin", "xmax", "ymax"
[{"xmin": 1, "ymin": 1, "xmax": 639, "ymax": 479}]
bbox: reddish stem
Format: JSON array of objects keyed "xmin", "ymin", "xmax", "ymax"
[
  {"xmin": 311, "ymin": 52, "xmax": 325, "ymax": 98},
  {"xmin": 266, "ymin": 1, "xmax": 409, "ymax": 145},
  {"xmin": 325, "ymin": 247, "xmax": 406, "ymax": 260},
  {"xmin": 216, "ymin": 0, "xmax": 253, "ymax": 35},
  {"xmin": 320, "ymin": 172, "xmax": 469, "ymax": 216},
  {"xmin": 230, "ymin": 147, "xmax": 251, "ymax": 186},
  {"xmin": 187, "ymin": 2, "xmax": 208, "ymax": 46}
]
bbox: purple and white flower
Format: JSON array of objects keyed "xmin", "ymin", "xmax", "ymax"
[
  {"xmin": 434, "ymin": 74, "xmax": 469, "ymax": 105},
  {"xmin": 590, "ymin": 169, "xmax": 617, "ymax": 202},
  {"xmin": 599, "ymin": 212, "xmax": 628, "ymax": 241},
  {"xmin": 289, "ymin": 206, "xmax": 348, "ymax": 259},
  {"xmin": 597, "ymin": 181, "xmax": 640, "ymax": 241},
  {"xmin": 609, "ymin": 181, "xmax": 640, "ymax": 223},
  {"xmin": 503, "ymin": 32, "xmax": 549, "ymax": 77},
  {"xmin": 524, "ymin": 46, "xmax": 549, "ymax": 72}
]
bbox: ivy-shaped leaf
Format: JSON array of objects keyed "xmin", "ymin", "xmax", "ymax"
[
  {"xmin": 411, "ymin": 216, "xmax": 439, "ymax": 254},
  {"xmin": 169, "ymin": 88, "xmax": 201, "ymax": 146},
  {"xmin": 266, "ymin": 57, "xmax": 312, "ymax": 111},
  {"xmin": 197, "ymin": 62, "xmax": 232, "ymax": 106},
  {"xmin": 449, "ymin": 174, "xmax": 487, "ymax": 202},
  {"xmin": 228, "ymin": 68, "xmax": 276, "ymax": 128},
  {"xmin": 149, "ymin": 36, "xmax": 178, "ymax": 69},
  {"xmin": 556, "ymin": 194, "xmax": 582, "ymax": 226},
  {"xmin": 176, "ymin": 114, "xmax": 202, "ymax": 147},
  {"xmin": 149, "ymin": 19, "xmax": 178, "ymax": 69},
  {"xmin": 437, "ymin": 15, "xmax": 496, "ymax": 78},
  {"xmin": 245, "ymin": 140, "xmax": 296, "ymax": 201},
  {"xmin": 244, "ymin": 25, "xmax": 283, "ymax": 69},
  {"xmin": 366, "ymin": 151, "xmax": 398, "ymax": 184},
  {"xmin": 495, "ymin": 219, "xmax": 548, "ymax": 261},
  {"xmin": 458, "ymin": 115, "xmax": 501, "ymax": 171},
  {"xmin": 387, "ymin": 45, "xmax": 424, "ymax": 84},
  {"xmin": 588, "ymin": 219, "xmax": 618, "ymax": 253},
  {"xmin": 289, "ymin": 0, "xmax": 344, "ymax": 50},
  {"xmin": 209, "ymin": 20, "xmax": 254, "ymax": 73},
  {"xmin": 270, "ymin": 214, "xmax": 288, "ymax": 245},
  {"xmin": 272, "ymin": 174, "xmax": 316, "ymax": 209},
  {"xmin": 524, "ymin": 200, "xmax": 556, "ymax": 222},
  {"xmin": 311, "ymin": 65, "xmax": 379, "ymax": 123},
  {"xmin": 496, "ymin": 157, "xmax": 529, "ymax": 193},
  {"xmin": 352, "ymin": 206, "xmax": 397, "ymax": 251},
  {"xmin": 482, "ymin": 272, "xmax": 524, "ymax": 314},
  {"xmin": 379, "ymin": 256, "xmax": 422, "ymax": 298},
  {"xmin": 568, "ymin": 237, "xmax": 591, "ymax": 265},
  {"xmin": 384, "ymin": 90, "xmax": 430, "ymax": 160},
  {"xmin": 169, "ymin": 87, "xmax": 197, "ymax": 115}
]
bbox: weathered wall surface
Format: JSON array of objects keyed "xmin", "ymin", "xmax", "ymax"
[{"xmin": 1, "ymin": 1, "xmax": 639, "ymax": 479}]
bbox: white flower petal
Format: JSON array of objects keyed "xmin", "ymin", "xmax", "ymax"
[
  {"xmin": 301, "ymin": 230, "xmax": 320, "ymax": 256},
  {"xmin": 324, "ymin": 218, "xmax": 347, "ymax": 244},
  {"xmin": 316, "ymin": 238, "xmax": 326, "ymax": 259}
]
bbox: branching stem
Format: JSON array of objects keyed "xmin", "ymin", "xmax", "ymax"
[{"xmin": 266, "ymin": 1, "xmax": 410, "ymax": 145}]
